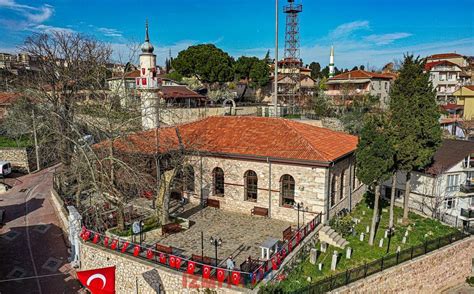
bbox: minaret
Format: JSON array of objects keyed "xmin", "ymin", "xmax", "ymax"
[
  {"xmin": 137, "ymin": 20, "xmax": 161, "ymax": 130},
  {"xmin": 329, "ymin": 46, "xmax": 335, "ymax": 78}
]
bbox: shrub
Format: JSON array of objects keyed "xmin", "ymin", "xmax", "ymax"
[{"xmin": 329, "ymin": 215, "xmax": 355, "ymax": 237}]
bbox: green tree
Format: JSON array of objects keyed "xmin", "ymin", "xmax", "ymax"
[
  {"xmin": 309, "ymin": 62, "xmax": 321, "ymax": 79},
  {"xmin": 234, "ymin": 56, "xmax": 259, "ymax": 80},
  {"xmin": 356, "ymin": 114, "xmax": 395, "ymax": 245},
  {"xmin": 351, "ymin": 66, "xmax": 359, "ymax": 71},
  {"xmin": 172, "ymin": 44, "xmax": 234, "ymax": 87},
  {"xmin": 249, "ymin": 59, "xmax": 270, "ymax": 88},
  {"xmin": 389, "ymin": 55, "xmax": 442, "ymax": 222},
  {"xmin": 165, "ymin": 71, "xmax": 183, "ymax": 83},
  {"xmin": 321, "ymin": 66, "xmax": 330, "ymax": 78}
]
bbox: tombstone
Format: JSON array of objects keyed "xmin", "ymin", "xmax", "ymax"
[
  {"xmin": 331, "ymin": 251, "xmax": 338, "ymax": 271},
  {"xmin": 352, "ymin": 228, "xmax": 357, "ymax": 237},
  {"xmin": 402, "ymin": 236, "xmax": 407, "ymax": 244},
  {"xmin": 384, "ymin": 230, "xmax": 389, "ymax": 239},
  {"xmin": 310, "ymin": 248, "xmax": 318, "ymax": 265},
  {"xmin": 318, "ymin": 263, "xmax": 323, "ymax": 271},
  {"xmin": 320, "ymin": 242, "xmax": 327, "ymax": 253},
  {"xmin": 397, "ymin": 218, "xmax": 403, "ymax": 224},
  {"xmin": 366, "ymin": 225, "xmax": 370, "ymax": 233},
  {"xmin": 362, "ymin": 211, "xmax": 366, "ymax": 216},
  {"xmin": 307, "ymin": 277, "xmax": 312, "ymax": 282},
  {"xmin": 346, "ymin": 247, "xmax": 352, "ymax": 259},
  {"xmin": 379, "ymin": 238, "xmax": 384, "ymax": 248},
  {"xmin": 404, "ymin": 230, "xmax": 409, "ymax": 237},
  {"xmin": 360, "ymin": 232, "xmax": 365, "ymax": 242},
  {"xmin": 396, "ymin": 246, "xmax": 401, "ymax": 253}
]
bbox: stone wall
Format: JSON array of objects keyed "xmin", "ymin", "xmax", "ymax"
[
  {"xmin": 160, "ymin": 106, "xmax": 259, "ymax": 126},
  {"xmin": 332, "ymin": 236, "xmax": 474, "ymax": 294},
  {"xmin": 0, "ymin": 147, "xmax": 35, "ymax": 172},
  {"xmin": 80, "ymin": 242, "xmax": 251, "ymax": 294}
]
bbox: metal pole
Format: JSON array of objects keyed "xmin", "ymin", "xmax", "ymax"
[
  {"xmin": 268, "ymin": 158, "xmax": 272, "ymax": 218},
  {"xmin": 214, "ymin": 242, "xmax": 218, "ymax": 267},
  {"xmin": 273, "ymin": 0, "xmax": 279, "ymax": 117},
  {"xmin": 201, "ymin": 231, "xmax": 204, "ymax": 258},
  {"xmin": 297, "ymin": 203, "xmax": 300, "ymax": 230}
]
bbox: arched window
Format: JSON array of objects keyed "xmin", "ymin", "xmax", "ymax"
[
  {"xmin": 213, "ymin": 167, "xmax": 225, "ymax": 196},
  {"xmin": 280, "ymin": 174, "xmax": 295, "ymax": 206},
  {"xmin": 183, "ymin": 165, "xmax": 195, "ymax": 192},
  {"xmin": 244, "ymin": 170, "xmax": 258, "ymax": 202},
  {"xmin": 330, "ymin": 174, "xmax": 337, "ymax": 207}
]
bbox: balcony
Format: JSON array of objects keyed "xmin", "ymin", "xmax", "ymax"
[
  {"xmin": 460, "ymin": 181, "xmax": 474, "ymax": 194},
  {"xmin": 460, "ymin": 208, "xmax": 474, "ymax": 219}
]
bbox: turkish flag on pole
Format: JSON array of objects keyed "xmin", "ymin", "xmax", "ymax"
[
  {"xmin": 77, "ymin": 266, "xmax": 116, "ymax": 294},
  {"xmin": 202, "ymin": 265, "xmax": 211, "ymax": 279},
  {"xmin": 231, "ymin": 271, "xmax": 240, "ymax": 285},
  {"xmin": 187, "ymin": 261, "xmax": 196, "ymax": 274},
  {"xmin": 216, "ymin": 268, "xmax": 226, "ymax": 282}
]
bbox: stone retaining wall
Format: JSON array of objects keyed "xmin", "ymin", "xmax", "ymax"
[
  {"xmin": 160, "ymin": 106, "xmax": 259, "ymax": 126},
  {"xmin": 80, "ymin": 242, "xmax": 252, "ymax": 294},
  {"xmin": 0, "ymin": 147, "xmax": 35, "ymax": 172},
  {"xmin": 332, "ymin": 236, "xmax": 474, "ymax": 294}
]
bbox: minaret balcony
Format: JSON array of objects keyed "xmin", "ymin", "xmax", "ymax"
[{"xmin": 136, "ymin": 77, "xmax": 161, "ymax": 90}]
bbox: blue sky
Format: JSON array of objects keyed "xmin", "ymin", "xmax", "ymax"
[{"xmin": 1, "ymin": 0, "xmax": 473, "ymax": 68}]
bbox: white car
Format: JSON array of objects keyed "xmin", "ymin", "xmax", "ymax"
[{"xmin": 0, "ymin": 161, "xmax": 12, "ymax": 178}]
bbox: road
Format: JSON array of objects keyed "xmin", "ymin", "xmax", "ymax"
[{"xmin": 0, "ymin": 168, "xmax": 81, "ymax": 293}]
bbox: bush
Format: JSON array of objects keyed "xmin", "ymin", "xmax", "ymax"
[
  {"xmin": 466, "ymin": 276, "xmax": 474, "ymax": 286},
  {"xmin": 329, "ymin": 215, "xmax": 355, "ymax": 237}
]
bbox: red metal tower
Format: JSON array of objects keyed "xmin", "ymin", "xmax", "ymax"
[{"xmin": 282, "ymin": 0, "xmax": 302, "ymax": 109}]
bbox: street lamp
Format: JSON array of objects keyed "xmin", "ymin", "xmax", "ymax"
[
  {"xmin": 209, "ymin": 236, "xmax": 222, "ymax": 267},
  {"xmin": 294, "ymin": 202, "xmax": 306, "ymax": 230}
]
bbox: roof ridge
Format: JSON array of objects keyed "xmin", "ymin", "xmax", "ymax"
[{"xmin": 281, "ymin": 119, "xmax": 331, "ymax": 161}]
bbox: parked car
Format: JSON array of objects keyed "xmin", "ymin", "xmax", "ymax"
[{"xmin": 0, "ymin": 161, "xmax": 12, "ymax": 178}]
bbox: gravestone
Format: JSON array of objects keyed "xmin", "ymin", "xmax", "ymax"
[
  {"xmin": 321, "ymin": 242, "xmax": 327, "ymax": 253},
  {"xmin": 397, "ymin": 218, "xmax": 403, "ymax": 224},
  {"xmin": 379, "ymin": 238, "xmax": 384, "ymax": 248},
  {"xmin": 405, "ymin": 231, "xmax": 409, "ymax": 237},
  {"xmin": 310, "ymin": 249, "xmax": 318, "ymax": 265},
  {"xmin": 366, "ymin": 225, "xmax": 370, "ymax": 233},
  {"xmin": 384, "ymin": 230, "xmax": 389, "ymax": 238},
  {"xmin": 352, "ymin": 228, "xmax": 357, "ymax": 237},
  {"xmin": 346, "ymin": 247, "xmax": 352, "ymax": 259},
  {"xmin": 397, "ymin": 246, "xmax": 401, "ymax": 253},
  {"xmin": 402, "ymin": 236, "xmax": 407, "ymax": 244},
  {"xmin": 331, "ymin": 251, "xmax": 338, "ymax": 271},
  {"xmin": 318, "ymin": 263, "xmax": 323, "ymax": 271},
  {"xmin": 362, "ymin": 211, "xmax": 366, "ymax": 216},
  {"xmin": 360, "ymin": 232, "xmax": 365, "ymax": 241}
]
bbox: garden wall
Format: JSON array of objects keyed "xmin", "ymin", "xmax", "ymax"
[
  {"xmin": 0, "ymin": 147, "xmax": 35, "ymax": 172},
  {"xmin": 332, "ymin": 236, "xmax": 474, "ymax": 293}
]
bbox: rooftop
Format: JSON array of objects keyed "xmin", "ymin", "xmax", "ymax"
[
  {"xmin": 329, "ymin": 70, "xmax": 396, "ymax": 81},
  {"xmin": 424, "ymin": 60, "xmax": 461, "ymax": 71},
  {"xmin": 424, "ymin": 139, "xmax": 474, "ymax": 175},
  {"xmin": 427, "ymin": 53, "xmax": 463, "ymax": 59},
  {"xmin": 98, "ymin": 116, "xmax": 358, "ymax": 165}
]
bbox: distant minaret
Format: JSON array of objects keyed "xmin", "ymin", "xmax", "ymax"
[
  {"xmin": 329, "ymin": 46, "xmax": 335, "ymax": 78},
  {"xmin": 137, "ymin": 20, "xmax": 161, "ymax": 130}
]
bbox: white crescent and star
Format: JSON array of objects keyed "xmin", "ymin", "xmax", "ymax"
[{"xmin": 86, "ymin": 273, "xmax": 107, "ymax": 289}]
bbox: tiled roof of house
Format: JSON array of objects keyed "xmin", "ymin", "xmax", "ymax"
[
  {"xmin": 424, "ymin": 139, "xmax": 474, "ymax": 175},
  {"xmin": 98, "ymin": 116, "xmax": 358, "ymax": 164},
  {"xmin": 161, "ymin": 86, "xmax": 205, "ymax": 100},
  {"xmin": 427, "ymin": 53, "xmax": 463, "ymax": 59},
  {"xmin": 466, "ymin": 85, "xmax": 474, "ymax": 91},
  {"xmin": 329, "ymin": 70, "xmax": 395, "ymax": 81},
  {"xmin": 0, "ymin": 92, "xmax": 19, "ymax": 105},
  {"xmin": 424, "ymin": 60, "xmax": 461, "ymax": 71}
]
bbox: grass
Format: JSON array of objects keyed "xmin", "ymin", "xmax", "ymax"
[
  {"xmin": 274, "ymin": 194, "xmax": 459, "ymax": 292},
  {"xmin": 0, "ymin": 135, "xmax": 32, "ymax": 148},
  {"xmin": 109, "ymin": 215, "xmax": 161, "ymax": 237}
]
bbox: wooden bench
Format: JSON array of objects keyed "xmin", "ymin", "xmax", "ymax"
[
  {"xmin": 161, "ymin": 223, "xmax": 182, "ymax": 236},
  {"xmin": 192, "ymin": 254, "xmax": 213, "ymax": 265},
  {"xmin": 283, "ymin": 226, "xmax": 293, "ymax": 241},
  {"xmin": 156, "ymin": 243, "xmax": 173, "ymax": 254},
  {"xmin": 206, "ymin": 199, "xmax": 220, "ymax": 209},
  {"xmin": 251, "ymin": 206, "xmax": 268, "ymax": 217}
]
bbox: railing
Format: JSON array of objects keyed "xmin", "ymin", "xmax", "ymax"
[
  {"xmin": 461, "ymin": 208, "xmax": 474, "ymax": 219},
  {"xmin": 460, "ymin": 182, "xmax": 474, "ymax": 193},
  {"xmin": 80, "ymin": 212, "xmax": 323, "ymax": 289},
  {"xmin": 295, "ymin": 230, "xmax": 470, "ymax": 293}
]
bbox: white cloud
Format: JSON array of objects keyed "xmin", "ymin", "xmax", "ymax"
[
  {"xmin": 0, "ymin": 0, "xmax": 54, "ymax": 24},
  {"xmin": 32, "ymin": 24, "xmax": 74, "ymax": 34},
  {"xmin": 364, "ymin": 33, "xmax": 412, "ymax": 45},
  {"xmin": 329, "ymin": 20, "xmax": 370, "ymax": 39},
  {"xmin": 97, "ymin": 27, "xmax": 123, "ymax": 38}
]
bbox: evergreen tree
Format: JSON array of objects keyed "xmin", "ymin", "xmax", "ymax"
[
  {"xmin": 389, "ymin": 55, "xmax": 442, "ymax": 222},
  {"xmin": 309, "ymin": 62, "xmax": 321, "ymax": 79},
  {"xmin": 356, "ymin": 114, "xmax": 395, "ymax": 245},
  {"xmin": 351, "ymin": 66, "xmax": 359, "ymax": 71}
]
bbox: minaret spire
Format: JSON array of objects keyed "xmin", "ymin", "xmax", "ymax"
[{"xmin": 145, "ymin": 19, "xmax": 150, "ymax": 42}]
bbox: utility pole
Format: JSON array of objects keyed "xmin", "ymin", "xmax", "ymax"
[
  {"xmin": 31, "ymin": 108, "xmax": 40, "ymax": 171},
  {"xmin": 273, "ymin": 0, "xmax": 279, "ymax": 117}
]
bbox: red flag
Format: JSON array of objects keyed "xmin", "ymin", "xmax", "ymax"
[
  {"xmin": 121, "ymin": 241, "xmax": 129, "ymax": 253},
  {"xmin": 80, "ymin": 226, "xmax": 86, "ymax": 238},
  {"xmin": 169, "ymin": 256, "xmax": 176, "ymax": 268},
  {"xmin": 187, "ymin": 261, "xmax": 196, "ymax": 274},
  {"xmin": 288, "ymin": 240, "xmax": 293, "ymax": 252},
  {"xmin": 82, "ymin": 231, "xmax": 91, "ymax": 241},
  {"xmin": 133, "ymin": 245, "xmax": 140, "ymax": 257},
  {"xmin": 159, "ymin": 253, "xmax": 166, "ymax": 264},
  {"xmin": 296, "ymin": 231, "xmax": 301, "ymax": 244},
  {"xmin": 272, "ymin": 257, "xmax": 278, "ymax": 270},
  {"xmin": 77, "ymin": 266, "xmax": 115, "ymax": 294},
  {"xmin": 231, "ymin": 271, "xmax": 240, "ymax": 285},
  {"xmin": 216, "ymin": 268, "xmax": 225, "ymax": 282},
  {"xmin": 202, "ymin": 265, "xmax": 211, "ymax": 279},
  {"xmin": 251, "ymin": 272, "xmax": 257, "ymax": 284},
  {"xmin": 175, "ymin": 257, "xmax": 181, "ymax": 269},
  {"xmin": 103, "ymin": 236, "xmax": 109, "ymax": 247},
  {"xmin": 281, "ymin": 248, "xmax": 287, "ymax": 258},
  {"xmin": 110, "ymin": 240, "xmax": 118, "ymax": 250},
  {"xmin": 310, "ymin": 221, "xmax": 315, "ymax": 231},
  {"xmin": 92, "ymin": 234, "xmax": 100, "ymax": 244},
  {"xmin": 146, "ymin": 248, "xmax": 154, "ymax": 260}
]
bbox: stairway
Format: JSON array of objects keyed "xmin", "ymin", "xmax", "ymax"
[{"xmin": 318, "ymin": 225, "xmax": 349, "ymax": 249}]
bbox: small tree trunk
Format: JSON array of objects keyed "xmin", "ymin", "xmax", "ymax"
[
  {"xmin": 116, "ymin": 203, "xmax": 126, "ymax": 231},
  {"xmin": 369, "ymin": 184, "xmax": 380, "ymax": 246},
  {"xmin": 403, "ymin": 172, "xmax": 411, "ymax": 222},
  {"xmin": 389, "ymin": 173, "xmax": 396, "ymax": 230}
]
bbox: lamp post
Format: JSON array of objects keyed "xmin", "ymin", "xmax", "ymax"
[
  {"xmin": 295, "ymin": 202, "xmax": 305, "ymax": 230},
  {"xmin": 210, "ymin": 236, "xmax": 222, "ymax": 267},
  {"xmin": 139, "ymin": 220, "xmax": 145, "ymax": 245}
]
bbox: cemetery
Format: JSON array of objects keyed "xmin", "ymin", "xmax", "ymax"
[{"xmin": 272, "ymin": 194, "xmax": 460, "ymax": 292}]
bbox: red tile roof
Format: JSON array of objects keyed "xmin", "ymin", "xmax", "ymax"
[
  {"xmin": 441, "ymin": 104, "xmax": 464, "ymax": 111},
  {"xmin": 0, "ymin": 92, "xmax": 19, "ymax": 105},
  {"xmin": 330, "ymin": 70, "xmax": 395, "ymax": 81},
  {"xmin": 466, "ymin": 85, "xmax": 474, "ymax": 91},
  {"xmin": 161, "ymin": 86, "xmax": 205, "ymax": 100},
  {"xmin": 427, "ymin": 53, "xmax": 463, "ymax": 59},
  {"xmin": 424, "ymin": 60, "xmax": 460, "ymax": 71},
  {"xmin": 99, "ymin": 116, "xmax": 358, "ymax": 164}
]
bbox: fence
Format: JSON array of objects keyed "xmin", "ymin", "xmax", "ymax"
[
  {"xmin": 295, "ymin": 230, "xmax": 470, "ymax": 294},
  {"xmin": 80, "ymin": 212, "xmax": 323, "ymax": 289}
]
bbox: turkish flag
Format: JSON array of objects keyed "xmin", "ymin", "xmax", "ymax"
[
  {"xmin": 146, "ymin": 248, "xmax": 154, "ymax": 260},
  {"xmin": 202, "ymin": 265, "xmax": 211, "ymax": 279},
  {"xmin": 272, "ymin": 257, "xmax": 278, "ymax": 270},
  {"xmin": 103, "ymin": 237, "xmax": 109, "ymax": 247},
  {"xmin": 169, "ymin": 256, "xmax": 176, "ymax": 268},
  {"xmin": 133, "ymin": 245, "xmax": 140, "ymax": 257},
  {"xmin": 231, "ymin": 271, "xmax": 240, "ymax": 285},
  {"xmin": 310, "ymin": 221, "xmax": 315, "ymax": 231},
  {"xmin": 110, "ymin": 240, "xmax": 118, "ymax": 250},
  {"xmin": 216, "ymin": 268, "xmax": 225, "ymax": 282},
  {"xmin": 175, "ymin": 257, "xmax": 182, "ymax": 269},
  {"xmin": 159, "ymin": 253, "xmax": 166, "ymax": 264},
  {"xmin": 288, "ymin": 241, "xmax": 293, "ymax": 252},
  {"xmin": 82, "ymin": 231, "xmax": 91, "ymax": 241},
  {"xmin": 121, "ymin": 241, "xmax": 129, "ymax": 253},
  {"xmin": 187, "ymin": 261, "xmax": 196, "ymax": 274},
  {"xmin": 77, "ymin": 266, "xmax": 116, "ymax": 294},
  {"xmin": 296, "ymin": 231, "xmax": 301, "ymax": 244},
  {"xmin": 251, "ymin": 272, "xmax": 257, "ymax": 284},
  {"xmin": 92, "ymin": 234, "xmax": 100, "ymax": 244}
]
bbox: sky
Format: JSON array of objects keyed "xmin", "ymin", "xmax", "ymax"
[{"xmin": 0, "ymin": 0, "xmax": 473, "ymax": 69}]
